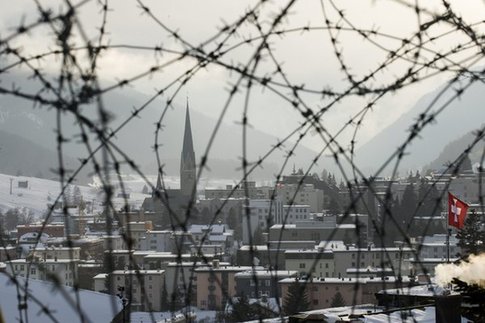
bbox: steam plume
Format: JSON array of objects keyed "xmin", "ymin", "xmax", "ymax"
[{"xmin": 435, "ymin": 253, "xmax": 485, "ymax": 288}]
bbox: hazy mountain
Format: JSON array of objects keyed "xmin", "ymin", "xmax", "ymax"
[
  {"xmin": 354, "ymin": 80, "xmax": 485, "ymax": 175},
  {"xmin": 425, "ymin": 129, "xmax": 485, "ymax": 172},
  {"xmin": 0, "ymin": 70, "xmax": 319, "ymax": 180},
  {"xmin": 0, "ymin": 129, "xmax": 91, "ymax": 183}
]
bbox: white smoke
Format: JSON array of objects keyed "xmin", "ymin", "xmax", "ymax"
[{"xmin": 435, "ymin": 253, "xmax": 485, "ymax": 288}]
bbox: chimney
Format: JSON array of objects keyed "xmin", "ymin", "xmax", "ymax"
[{"xmin": 435, "ymin": 295, "xmax": 461, "ymax": 323}]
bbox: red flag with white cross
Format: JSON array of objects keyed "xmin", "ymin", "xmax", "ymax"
[{"xmin": 448, "ymin": 192, "xmax": 469, "ymax": 229}]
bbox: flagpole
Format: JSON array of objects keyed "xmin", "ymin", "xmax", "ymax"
[{"xmin": 446, "ymin": 218, "xmax": 450, "ymax": 263}]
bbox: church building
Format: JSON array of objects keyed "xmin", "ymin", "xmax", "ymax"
[{"xmin": 141, "ymin": 102, "xmax": 198, "ymax": 228}]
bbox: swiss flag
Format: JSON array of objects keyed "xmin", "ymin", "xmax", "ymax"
[{"xmin": 448, "ymin": 192, "xmax": 469, "ymax": 229}]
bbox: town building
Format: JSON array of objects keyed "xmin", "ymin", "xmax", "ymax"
[
  {"xmin": 284, "ymin": 249, "xmax": 335, "ymax": 278},
  {"xmin": 242, "ymin": 198, "xmax": 284, "ymax": 244},
  {"xmin": 6, "ymin": 257, "xmax": 79, "ymax": 287},
  {"xmin": 141, "ymin": 104, "xmax": 198, "ymax": 229},
  {"xmin": 94, "ymin": 269, "xmax": 165, "ymax": 311},
  {"xmin": 195, "ymin": 262, "xmax": 260, "ymax": 310},
  {"xmin": 279, "ymin": 276, "xmax": 411, "ymax": 310},
  {"xmin": 276, "ymin": 183, "xmax": 324, "ymax": 213},
  {"xmin": 235, "ymin": 269, "xmax": 297, "ymax": 298}
]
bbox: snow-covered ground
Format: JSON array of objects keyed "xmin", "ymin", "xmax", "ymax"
[
  {"xmin": 0, "ymin": 173, "xmax": 98, "ymax": 218},
  {"xmin": 0, "ymin": 274, "xmax": 123, "ymax": 323},
  {"xmin": 131, "ymin": 309, "xmax": 217, "ymax": 323},
  {"xmin": 0, "ymin": 172, "xmax": 253, "ymax": 219}
]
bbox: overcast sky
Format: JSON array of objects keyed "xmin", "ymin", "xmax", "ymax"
[{"xmin": 1, "ymin": 0, "xmax": 484, "ymax": 156}]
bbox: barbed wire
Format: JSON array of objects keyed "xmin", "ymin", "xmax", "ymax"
[{"xmin": 0, "ymin": 0, "xmax": 484, "ymax": 322}]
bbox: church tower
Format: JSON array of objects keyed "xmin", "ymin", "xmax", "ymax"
[{"xmin": 180, "ymin": 101, "xmax": 196, "ymax": 197}]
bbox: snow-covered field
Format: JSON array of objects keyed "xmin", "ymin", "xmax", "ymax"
[
  {"xmin": 0, "ymin": 173, "xmax": 97, "ymax": 217},
  {"xmin": 0, "ymin": 172, "xmax": 247, "ymax": 219}
]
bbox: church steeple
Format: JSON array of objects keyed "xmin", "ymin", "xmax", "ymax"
[
  {"xmin": 180, "ymin": 100, "xmax": 196, "ymax": 197},
  {"xmin": 151, "ymin": 169, "xmax": 164, "ymax": 199}
]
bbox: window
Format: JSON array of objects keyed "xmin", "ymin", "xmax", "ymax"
[
  {"xmin": 313, "ymin": 299, "xmax": 319, "ymax": 305},
  {"xmin": 299, "ymin": 263, "xmax": 306, "ymax": 269},
  {"xmin": 30, "ymin": 268, "xmax": 36, "ymax": 275},
  {"xmin": 325, "ymin": 263, "xmax": 329, "ymax": 269}
]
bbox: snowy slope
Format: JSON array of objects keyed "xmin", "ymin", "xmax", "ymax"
[
  {"xmin": 0, "ymin": 172, "xmax": 259, "ymax": 219},
  {"xmin": 0, "ymin": 174, "xmax": 97, "ymax": 217},
  {"xmin": 0, "ymin": 274, "xmax": 123, "ymax": 323}
]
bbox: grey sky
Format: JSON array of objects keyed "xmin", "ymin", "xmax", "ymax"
[{"xmin": 1, "ymin": 0, "xmax": 484, "ymax": 155}]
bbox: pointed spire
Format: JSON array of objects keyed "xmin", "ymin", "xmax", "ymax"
[
  {"xmin": 182, "ymin": 99, "xmax": 195, "ymax": 162},
  {"xmin": 181, "ymin": 98, "xmax": 196, "ymax": 196},
  {"xmin": 156, "ymin": 171, "xmax": 162, "ymax": 190}
]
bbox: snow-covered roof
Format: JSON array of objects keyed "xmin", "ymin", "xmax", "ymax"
[
  {"xmin": 0, "ymin": 274, "xmax": 122, "ymax": 323},
  {"xmin": 188, "ymin": 224, "xmax": 227, "ymax": 234},
  {"xmin": 377, "ymin": 283, "xmax": 454, "ymax": 297},
  {"xmin": 234, "ymin": 270, "xmax": 298, "ymax": 278},
  {"xmin": 279, "ymin": 276, "xmax": 410, "ymax": 284}
]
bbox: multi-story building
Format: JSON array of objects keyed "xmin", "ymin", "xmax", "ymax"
[
  {"xmin": 32, "ymin": 246, "xmax": 81, "ymax": 261},
  {"xmin": 138, "ymin": 230, "xmax": 174, "ymax": 252},
  {"xmin": 416, "ymin": 234, "xmax": 460, "ymax": 259},
  {"xmin": 234, "ymin": 270, "xmax": 297, "ymax": 298},
  {"xmin": 332, "ymin": 246, "xmax": 413, "ymax": 278},
  {"xmin": 405, "ymin": 234, "xmax": 461, "ymax": 275},
  {"xmin": 279, "ymin": 276, "xmax": 410, "ymax": 310},
  {"xmin": 268, "ymin": 221, "xmax": 356, "ymax": 244},
  {"xmin": 281, "ymin": 205, "xmax": 311, "ymax": 224},
  {"xmin": 204, "ymin": 181, "xmax": 271, "ymax": 200},
  {"xmin": 284, "ymin": 249, "xmax": 335, "ymax": 278},
  {"xmin": 188, "ymin": 224, "xmax": 234, "ymax": 254},
  {"xmin": 6, "ymin": 258, "xmax": 79, "ymax": 287},
  {"xmin": 242, "ymin": 199, "xmax": 283, "ymax": 244},
  {"xmin": 195, "ymin": 263, "xmax": 260, "ymax": 310},
  {"xmin": 121, "ymin": 221, "xmax": 153, "ymax": 250},
  {"xmin": 276, "ymin": 183, "xmax": 324, "ymax": 213},
  {"xmin": 94, "ymin": 269, "xmax": 165, "ymax": 311},
  {"xmin": 17, "ymin": 223, "xmax": 65, "ymax": 240}
]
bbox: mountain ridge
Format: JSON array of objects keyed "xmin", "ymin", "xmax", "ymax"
[{"xmin": 354, "ymin": 80, "xmax": 485, "ymax": 175}]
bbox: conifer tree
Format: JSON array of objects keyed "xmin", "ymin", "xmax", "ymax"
[
  {"xmin": 457, "ymin": 210, "xmax": 485, "ymax": 256},
  {"xmin": 226, "ymin": 293, "xmax": 256, "ymax": 322},
  {"xmin": 330, "ymin": 291, "xmax": 345, "ymax": 307},
  {"xmin": 73, "ymin": 186, "xmax": 82, "ymax": 206},
  {"xmin": 328, "ymin": 198, "xmax": 341, "ymax": 216},
  {"xmin": 283, "ymin": 280, "xmax": 310, "ymax": 315},
  {"xmin": 160, "ymin": 277, "xmax": 169, "ymax": 311}
]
